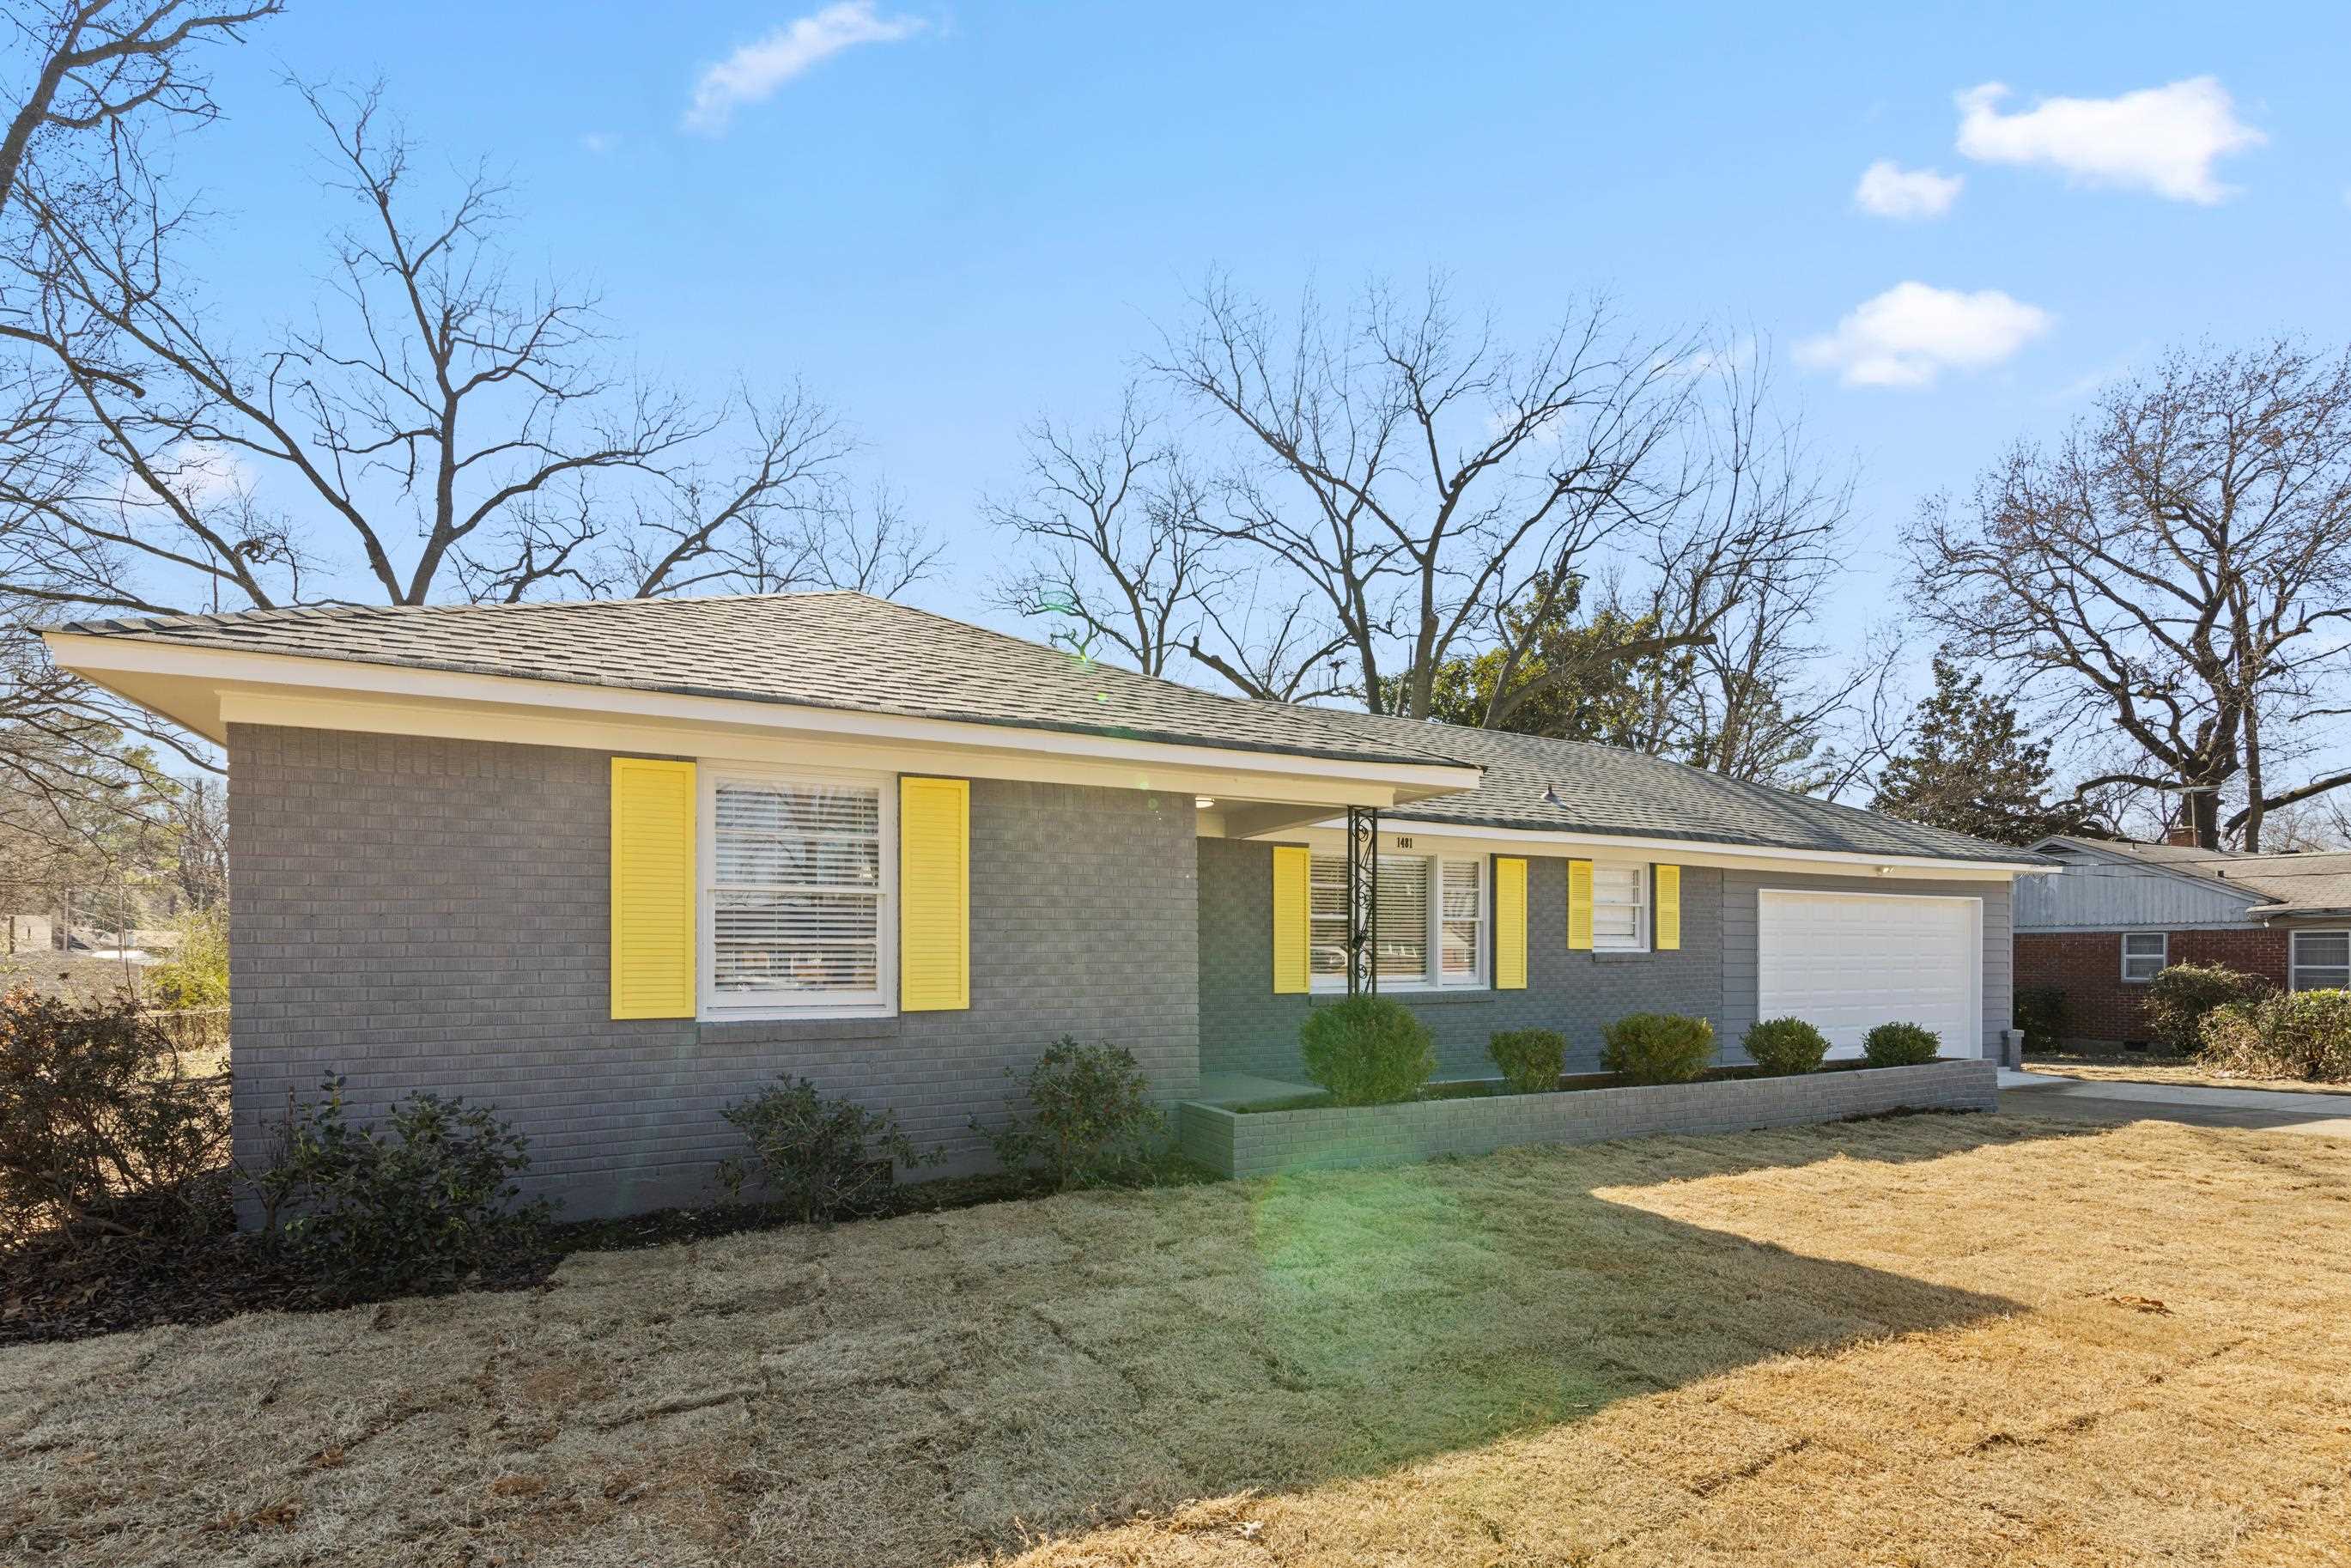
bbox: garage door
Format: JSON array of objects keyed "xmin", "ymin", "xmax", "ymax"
[{"xmin": 1756, "ymin": 890, "xmax": 1981, "ymax": 1059}]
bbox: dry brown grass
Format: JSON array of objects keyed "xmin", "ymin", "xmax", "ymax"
[
  {"xmin": 2027, "ymin": 1053, "xmax": 2351, "ymax": 1097},
  {"xmin": 3, "ymin": 1113, "xmax": 2349, "ymax": 1566}
]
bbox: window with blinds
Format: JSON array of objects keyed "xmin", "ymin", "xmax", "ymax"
[
  {"xmin": 1439, "ymin": 858, "xmax": 1484, "ymax": 982},
  {"xmin": 706, "ymin": 775, "xmax": 888, "ymax": 1008},
  {"xmin": 1591, "ymin": 861, "xmax": 1649, "ymax": 951},
  {"xmin": 1306, "ymin": 851, "xmax": 1485, "ymax": 989}
]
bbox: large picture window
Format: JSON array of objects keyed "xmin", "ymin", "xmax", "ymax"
[
  {"xmin": 703, "ymin": 769, "xmax": 891, "ymax": 1014},
  {"xmin": 1309, "ymin": 852, "xmax": 1485, "ymax": 989},
  {"xmin": 2291, "ymin": 930, "xmax": 2351, "ymax": 993}
]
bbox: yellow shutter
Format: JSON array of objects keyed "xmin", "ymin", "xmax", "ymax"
[
  {"xmin": 1655, "ymin": 864, "xmax": 1681, "ymax": 951},
  {"xmin": 1271, "ymin": 845, "xmax": 1310, "ymax": 994},
  {"xmin": 900, "ymin": 776, "xmax": 970, "ymax": 1012},
  {"xmin": 1494, "ymin": 856, "xmax": 1528, "ymax": 989},
  {"xmin": 1566, "ymin": 858, "xmax": 1594, "ymax": 951},
  {"xmin": 610, "ymin": 757, "xmax": 696, "ymax": 1020}
]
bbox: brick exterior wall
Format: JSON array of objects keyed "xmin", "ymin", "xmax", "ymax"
[
  {"xmin": 1178, "ymin": 1060, "xmax": 2000, "ymax": 1178},
  {"xmin": 228, "ymin": 724, "xmax": 1200, "ymax": 1218},
  {"xmin": 1196, "ymin": 840, "xmax": 1724, "ymax": 1082},
  {"xmin": 1199, "ymin": 842, "xmax": 2014, "ymax": 1080},
  {"xmin": 2014, "ymin": 927, "xmax": 2289, "ymax": 1047}
]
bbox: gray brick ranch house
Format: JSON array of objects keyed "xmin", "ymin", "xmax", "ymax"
[{"xmin": 46, "ymin": 593, "xmax": 2043, "ymax": 1216}]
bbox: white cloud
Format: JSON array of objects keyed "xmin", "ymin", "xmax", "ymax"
[
  {"xmin": 1795, "ymin": 282, "xmax": 2054, "ymax": 388},
  {"xmin": 1853, "ymin": 159, "xmax": 1963, "ymax": 218},
  {"xmin": 683, "ymin": 2, "xmax": 925, "ymax": 134},
  {"xmin": 580, "ymin": 131, "xmax": 621, "ymax": 155},
  {"xmin": 1954, "ymin": 76, "xmax": 2264, "ymax": 204}
]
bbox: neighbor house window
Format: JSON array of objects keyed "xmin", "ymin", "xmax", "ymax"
[
  {"xmin": 2291, "ymin": 930, "xmax": 2351, "ymax": 992},
  {"xmin": 2120, "ymin": 932, "xmax": 2167, "ymax": 983},
  {"xmin": 1309, "ymin": 852, "xmax": 1486, "ymax": 989},
  {"xmin": 703, "ymin": 769, "xmax": 891, "ymax": 1014},
  {"xmin": 1591, "ymin": 861, "xmax": 1649, "ymax": 952}
]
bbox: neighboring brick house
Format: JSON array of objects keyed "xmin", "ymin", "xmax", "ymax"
[
  {"xmin": 2015, "ymin": 836, "xmax": 2351, "ymax": 1048},
  {"xmin": 46, "ymin": 593, "xmax": 2045, "ymax": 1218}
]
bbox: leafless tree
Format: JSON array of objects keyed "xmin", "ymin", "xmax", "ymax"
[
  {"xmin": 1906, "ymin": 339, "xmax": 2351, "ymax": 850},
  {"xmin": 3, "ymin": 81, "xmax": 907, "ymax": 626},
  {"xmin": 1153, "ymin": 273, "xmax": 1704, "ymax": 718},
  {"xmin": 983, "ymin": 388, "xmax": 1219, "ymax": 674}
]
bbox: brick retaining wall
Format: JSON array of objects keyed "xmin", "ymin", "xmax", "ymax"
[{"xmin": 1178, "ymin": 1060, "xmax": 2000, "ymax": 1179}]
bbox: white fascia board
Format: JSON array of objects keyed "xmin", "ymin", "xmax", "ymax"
[
  {"xmin": 1255, "ymin": 812, "xmax": 2044, "ymax": 879},
  {"xmin": 43, "ymin": 633, "xmax": 1480, "ymax": 802}
]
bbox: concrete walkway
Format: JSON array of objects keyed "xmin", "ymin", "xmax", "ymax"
[{"xmin": 2001, "ymin": 1072, "xmax": 2351, "ymax": 1137}]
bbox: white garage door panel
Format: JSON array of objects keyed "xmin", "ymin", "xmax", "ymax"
[{"xmin": 1757, "ymin": 890, "xmax": 1981, "ymax": 1059}]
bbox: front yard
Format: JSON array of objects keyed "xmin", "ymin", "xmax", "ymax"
[{"xmin": 5, "ymin": 1111, "xmax": 2348, "ymax": 1566}]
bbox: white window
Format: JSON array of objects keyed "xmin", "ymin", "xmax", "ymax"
[
  {"xmin": 2120, "ymin": 932, "xmax": 2167, "ymax": 983},
  {"xmin": 702, "ymin": 768, "xmax": 893, "ymax": 1016},
  {"xmin": 2291, "ymin": 930, "xmax": 2351, "ymax": 993},
  {"xmin": 1591, "ymin": 861, "xmax": 1649, "ymax": 952},
  {"xmin": 1308, "ymin": 852, "xmax": 1486, "ymax": 990}
]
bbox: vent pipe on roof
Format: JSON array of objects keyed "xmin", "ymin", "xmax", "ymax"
[{"xmin": 1542, "ymin": 786, "xmax": 1564, "ymax": 807}]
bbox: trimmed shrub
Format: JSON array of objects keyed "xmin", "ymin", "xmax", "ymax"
[
  {"xmin": 0, "ymin": 986, "xmax": 229, "ymax": 1242},
  {"xmin": 2144, "ymin": 962, "xmax": 2273, "ymax": 1054},
  {"xmin": 1299, "ymin": 995, "xmax": 1436, "ymax": 1106},
  {"xmin": 1600, "ymin": 1012, "xmax": 1715, "ymax": 1085},
  {"xmin": 256, "ymin": 1075, "xmax": 552, "ymax": 1301},
  {"xmin": 1488, "ymin": 1029, "xmax": 1567, "ymax": 1095},
  {"xmin": 981, "ymin": 1038, "xmax": 1167, "ymax": 1188},
  {"xmin": 2199, "ymin": 991, "xmax": 2351, "ymax": 1083},
  {"xmin": 2012, "ymin": 986, "xmax": 2068, "ymax": 1053},
  {"xmin": 1743, "ymin": 1017, "xmax": 1830, "ymax": 1076},
  {"xmin": 1862, "ymin": 1021, "xmax": 1941, "ymax": 1067},
  {"xmin": 717, "ymin": 1076, "xmax": 942, "ymax": 1224}
]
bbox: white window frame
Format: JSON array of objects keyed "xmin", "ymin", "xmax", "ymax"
[
  {"xmin": 2290, "ymin": 929, "xmax": 2351, "ymax": 994},
  {"xmin": 1589, "ymin": 859, "xmax": 1651, "ymax": 953},
  {"xmin": 2119, "ymin": 932, "xmax": 2167, "ymax": 984},
  {"xmin": 1306, "ymin": 849, "xmax": 1489, "ymax": 993},
  {"xmin": 698, "ymin": 760, "xmax": 897, "ymax": 1021}
]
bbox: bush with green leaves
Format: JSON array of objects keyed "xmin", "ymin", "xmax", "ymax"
[
  {"xmin": 255, "ymin": 1075, "xmax": 551, "ymax": 1301},
  {"xmin": 2198, "ymin": 991, "xmax": 2351, "ymax": 1083},
  {"xmin": 1600, "ymin": 1012, "xmax": 1715, "ymax": 1085},
  {"xmin": 0, "ymin": 986, "xmax": 228, "ymax": 1242},
  {"xmin": 1488, "ymin": 1028, "xmax": 1566, "ymax": 1094},
  {"xmin": 1862, "ymin": 1021, "xmax": 1941, "ymax": 1067},
  {"xmin": 2012, "ymin": 986, "xmax": 2068, "ymax": 1053},
  {"xmin": 2143, "ymin": 962, "xmax": 2272, "ymax": 1054},
  {"xmin": 980, "ymin": 1037, "xmax": 1167, "ymax": 1188},
  {"xmin": 717, "ymin": 1076, "xmax": 942, "ymax": 1223},
  {"xmin": 1742, "ymin": 1017, "xmax": 1829, "ymax": 1076},
  {"xmin": 1299, "ymin": 994, "xmax": 1436, "ymax": 1106}
]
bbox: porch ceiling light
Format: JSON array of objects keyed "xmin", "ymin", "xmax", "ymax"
[{"xmin": 1194, "ymin": 796, "xmax": 1216, "ymax": 809}]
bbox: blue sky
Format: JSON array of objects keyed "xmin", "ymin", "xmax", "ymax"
[{"xmin": 181, "ymin": 1, "xmax": 2351, "ymax": 668}]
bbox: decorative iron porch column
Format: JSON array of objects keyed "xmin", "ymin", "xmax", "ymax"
[{"xmin": 1346, "ymin": 805, "xmax": 1378, "ymax": 995}]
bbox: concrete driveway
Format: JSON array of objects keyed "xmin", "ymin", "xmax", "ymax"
[{"xmin": 2000, "ymin": 1073, "xmax": 2351, "ymax": 1137}]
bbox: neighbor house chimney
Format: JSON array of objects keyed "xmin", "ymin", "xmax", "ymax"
[{"xmin": 2163, "ymin": 817, "xmax": 2201, "ymax": 848}]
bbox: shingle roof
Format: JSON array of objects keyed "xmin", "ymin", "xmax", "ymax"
[
  {"xmin": 2048, "ymin": 837, "xmax": 2351, "ymax": 915},
  {"xmin": 55, "ymin": 593, "xmax": 1473, "ymax": 772},
  {"xmin": 58, "ymin": 592, "xmax": 2033, "ymax": 866},
  {"xmin": 1314, "ymin": 714, "xmax": 2035, "ymax": 864}
]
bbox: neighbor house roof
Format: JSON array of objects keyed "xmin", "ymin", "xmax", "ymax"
[
  {"xmin": 52, "ymin": 593, "xmax": 1471, "ymax": 773},
  {"xmin": 2035, "ymin": 836, "xmax": 2351, "ymax": 918},
  {"xmin": 54, "ymin": 592, "xmax": 2035, "ymax": 867},
  {"xmin": 1321, "ymin": 714, "xmax": 2035, "ymax": 865}
]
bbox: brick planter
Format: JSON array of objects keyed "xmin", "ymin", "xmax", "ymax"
[{"xmin": 1177, "ymin": 1059, "xmax": 2000, "ymax": 1179}]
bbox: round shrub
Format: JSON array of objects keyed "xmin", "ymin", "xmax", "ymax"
[
  {"xmin": 1862, "ymin": 1022, "xmax": 1940, "ymax": 1067},
  {"xmin": 2012, "ymin": 986, "xmax": 2067, "ymax": 1053},
  {"xmin": 1299, "ymin": 995, "xmax": 1436, "ymax": 1106},
  {"xmin": 979, "ymin": 1037, "xmax": 1167, "ymax": 1189},
  {"xmin": 1599, "ymin": 1012, "xmax": 1715, "ymax": 1085},
  {"xmin": 1742, "ymin": 1017, "xmax": 1829, "ymax": 1076},
  {"xmin": 2143, "ymin": 962, "xmax": 2273, "ymax": 1054},
  {"xmin": 2199, "ymin": 990, "xmax": 2351, "ymax": 1082},
  {"xmin": 1488, "ymin": 1028, "xmax": 1567, "ymax": 1095}
]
